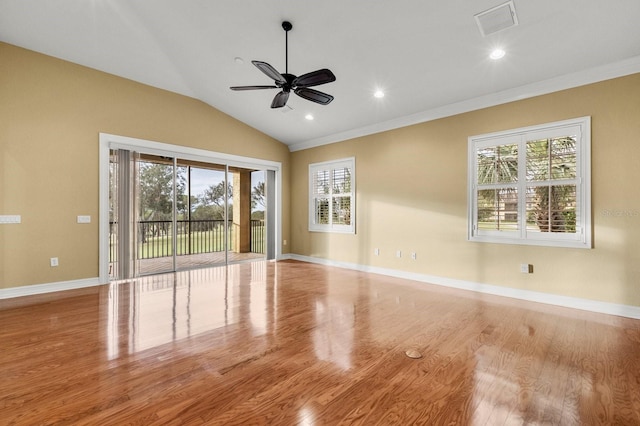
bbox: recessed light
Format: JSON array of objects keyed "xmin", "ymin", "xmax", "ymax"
[
  {"xmin": 374, "ymin": 90, "xmax": 385, "ymax": 98},
  {"xmin": 305, "ymin": 114, "xmax": 314, "ymax": 120},
  {"xmin": 490, "ymin": 48, "xmax": 506, "ymax": 60}
]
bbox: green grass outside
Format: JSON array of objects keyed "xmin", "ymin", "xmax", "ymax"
[
  {"xmin": 138, "ymin": 230, "xmax": 230, "ymax": 257},
  {"xmin": 110, "ymin": 229, "xmax": 266, "ymax": 261}
]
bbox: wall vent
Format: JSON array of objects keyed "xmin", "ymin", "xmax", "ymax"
[{"xmin": 475, "ymin": 1, "xmax": 519, "ymax": 37}]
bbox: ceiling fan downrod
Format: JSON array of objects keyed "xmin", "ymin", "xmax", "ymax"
[{"xmin": 282, "ymin": 21, "xmax": 292, "ymax": 75}]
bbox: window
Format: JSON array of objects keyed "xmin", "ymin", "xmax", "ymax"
[
  {"xmin": 309, "ymin": 157, "xmax": 355, "ymax": 233},
  {"xmin": 468, "ymin": 117, "xmax": 591, "ymax": 248}
]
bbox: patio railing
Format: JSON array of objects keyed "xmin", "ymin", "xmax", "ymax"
[{"xmin": 109, "ymin": 219, "xmax": 265, "ymax": 261}]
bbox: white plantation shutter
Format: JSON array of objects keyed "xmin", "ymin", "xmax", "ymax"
[
  {"xmin": 312, "ymin": 169, "xmax": 330, "ymax": 225},
  {"xmin": 309, "ymin": 158, "xmax": 355, "ymax": 233},
  {"xmin": 468, "ymin": 117, "xmax": 591, "ymax": 248}
]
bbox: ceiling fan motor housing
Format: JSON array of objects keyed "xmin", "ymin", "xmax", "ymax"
[{"xmin": 278, "ymin": 74, "xmax": 296, "ymax": 92}]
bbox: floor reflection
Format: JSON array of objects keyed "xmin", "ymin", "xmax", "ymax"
[
  {"xmin": 312, "ymin": 299, "xmax": 354, "ymax": 370},
  {"xmin": 106, "ymin": 264, "xmax": 268, "ymax": 358},
  {"xmin": 298, "ymin": 406, "xmax": 316, "ymax": 426},
  {"xmin": 250, "ymin": 261, "xmax": 269, "ymax": 336},
  {"xmin": 311, "ymin": 274, "xmax": 361, "ymax": 370}
]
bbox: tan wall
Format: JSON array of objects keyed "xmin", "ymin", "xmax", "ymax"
[
  {"xmin": 0, "ymin": 42, "xmax": 290, "ymax": 289},
  {"xmin": 291, "ymin": 73, "xmax": 640, "ymax": 307}
]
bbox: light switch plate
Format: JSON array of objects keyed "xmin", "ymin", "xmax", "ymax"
[
  {"xmin": 520, "ymin": 263, "xmax": 533, "ymax": 273},
  {"xmin": 0, "ymin": 215, "xmax": 21, "ymax": 224},
  {"xmin": 77, "ymin": 215, "xmax": 91, "ymax": 224}
]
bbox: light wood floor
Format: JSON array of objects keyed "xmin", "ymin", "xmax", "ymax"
[{"xmin": 1, "ymin": 260, "xmax": 639, "ymax": 425}]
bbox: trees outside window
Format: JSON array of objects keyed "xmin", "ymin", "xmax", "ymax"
[
  {"xmin": 192, "ymin": 181, "xmax": 233, "ymax": 220},
  {"xmin": 468, "ymin": 117, "xmax": 591, "ymax": 248},
  {"xmin": 309, "ymin": 157, "xmax": 355, "ymax": 233},
  {"xmin": 138, "ymin": 162, "xmax": 187, "ymax": 221}
]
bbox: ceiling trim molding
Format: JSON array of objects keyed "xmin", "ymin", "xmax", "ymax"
[{"xmin": 288, "ymin": 55, "xmax": 640, "ymax": 152}]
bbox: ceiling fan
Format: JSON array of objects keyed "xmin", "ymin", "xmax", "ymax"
[{"xmin": 230, "ymin": 21, "xmax": 336, "ymax": 109}]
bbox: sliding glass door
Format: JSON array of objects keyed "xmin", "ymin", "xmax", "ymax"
[
  {"xmin": 136, "ymin": 154, "xmax": 177, "ymax": 275},
  {"xmin": 174, "ymin": 162, "xmax": 229, "ymax": 270},
  {"xmin": 108, "ymin": 147, "xmax": 270, "ymax": 280}
]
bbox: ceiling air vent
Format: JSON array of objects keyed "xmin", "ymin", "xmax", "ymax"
[{"xmin": 475, "ymin": 1, "xmax": 519, "ymax": 37}]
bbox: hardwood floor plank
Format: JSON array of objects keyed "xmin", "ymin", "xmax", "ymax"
[
  {"xmin": 559, "ymin": 319, "xmax": 587, "ymax": 426},
  {"xmin": 494, "ymin": 310, "xmax": 559, "ymax": 424},
  {"xmin": 1, "ymin": 260, "xmax": 639, "ymax": 425},
  {"xmin": 467, "ymin": 308, "xmax": 525, "ymax": 424},
  {"xmin": 533, "ymin": 312, "xmax": 577, "ymax": 424}
]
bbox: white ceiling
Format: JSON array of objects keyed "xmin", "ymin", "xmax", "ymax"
[{"xmin": 2, "ymin": 1, "xmax": 640, "ymax": 151}]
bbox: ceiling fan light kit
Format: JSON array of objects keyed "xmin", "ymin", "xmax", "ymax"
[{"xmin": 230, "ymin": 21, "xmax": 336, "ymax": 109}]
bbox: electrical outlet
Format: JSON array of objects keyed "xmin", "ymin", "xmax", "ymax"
[
  {"xmin": 396, "ymin": 250, "xmax": 402, "ymax": 258},
  {"xmin": 411, "ymin": 252, "xmax": 417, "ymax": 260},
  {"xmin": 50, "ymin": 257, "xmax": 59, "ymax": 267},
  {"xmin": 374, "ymin": 248, "xmax": 380, "ymax": 256},
  {"xmin": 283, "ymin": 239, "xmax": 287, "ymax": 246}
]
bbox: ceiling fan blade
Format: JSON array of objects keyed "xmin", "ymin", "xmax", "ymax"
[
  {"xmin": 252, "ymin": 61, "xmax": 286, "ymax": 84},
  {"xmin": 294, "ymin": 88, "xmax": 334, "ymax": 105},
  {"xmin": 230, "ymin": 85, "xmax": 278, "ymax": 91},
  {"xmin": 271, "ymin": 91, "xmax": 290, "ymax": 108},
  {"xmin": 293, "ymin": 69, "xmax": 336, "ymax": 88}
]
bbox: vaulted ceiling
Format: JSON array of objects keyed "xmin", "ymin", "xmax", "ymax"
[{"xmin": 2, "ymin": 1, "xmax": 640, "ymax": 150}]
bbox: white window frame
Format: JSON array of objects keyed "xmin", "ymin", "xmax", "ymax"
[
  {"xmin": 309, "ymin": 157, "xmax": 356, "ymax": 234},
  {"xmin": 468, "ymin": 117, "xmax": 591, "ymax": 248}
]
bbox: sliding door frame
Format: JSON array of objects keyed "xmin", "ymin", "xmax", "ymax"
[{"xmin": 99, "ymin": 133, "xmax": 283, "ymax": 283}]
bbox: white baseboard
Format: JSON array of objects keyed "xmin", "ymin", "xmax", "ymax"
[
  {"xmin": 6, "ymin": 258, "xmax": 639, "ymax": 320},
  {"xmin": 286, "ymin": 254, "xmax": 640, "ymax": 320},
  {"xmin": 0, "ymin": 277, "xmax": 102, "ymax": 299}
]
